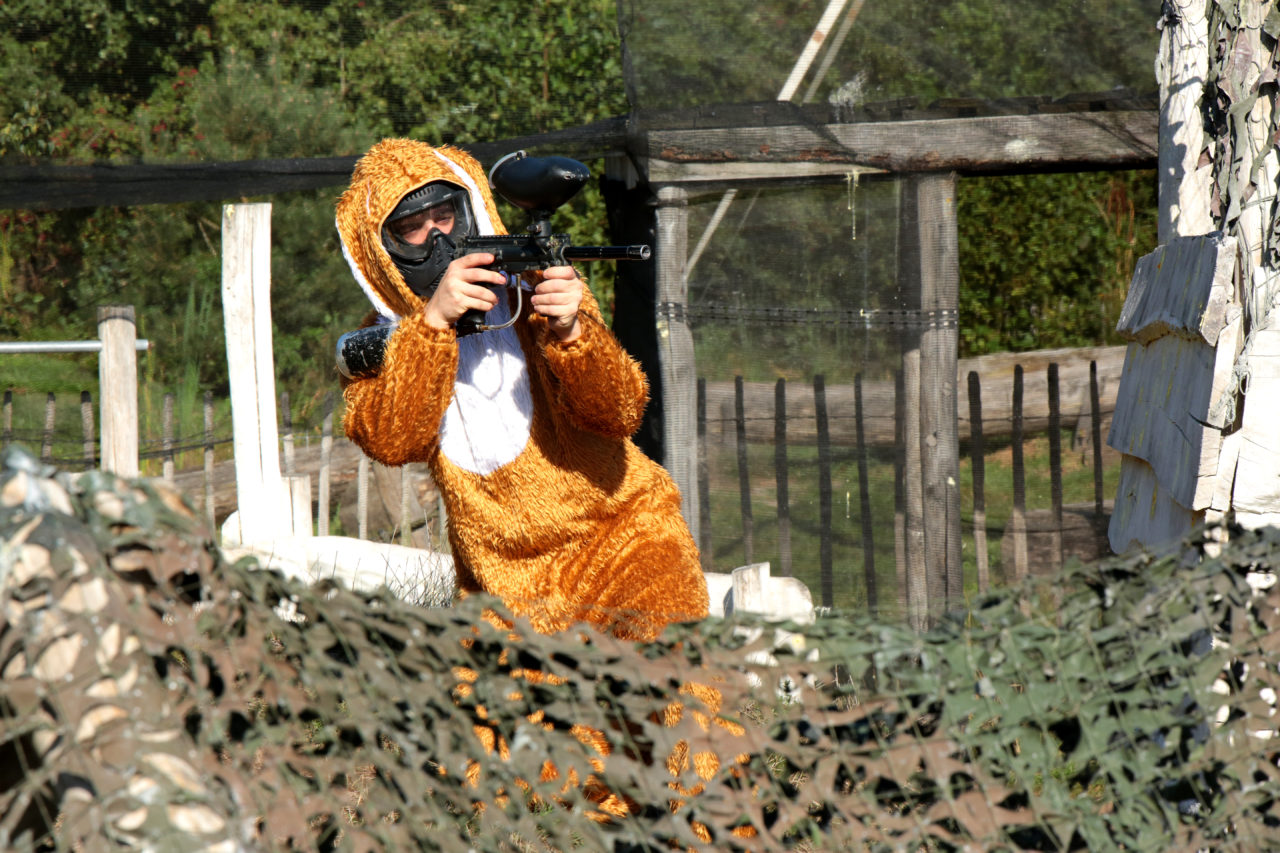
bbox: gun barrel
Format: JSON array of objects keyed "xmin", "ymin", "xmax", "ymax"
[{"xmin": 564, "ymin": 244, "xmax": 651, "ymax": 262}]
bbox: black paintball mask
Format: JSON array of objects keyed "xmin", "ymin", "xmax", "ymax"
[{"xmin": 380, "ymin": 181, "xmax": 477, "ymax": 296}]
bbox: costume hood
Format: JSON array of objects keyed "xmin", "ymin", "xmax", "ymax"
[{"xmin": 336, "ymin": 140, "xmax": 507, "ymax": 320}]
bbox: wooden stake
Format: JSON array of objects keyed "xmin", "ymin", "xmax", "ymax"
[
  {"xmin": 319, "ymin": 391, "xmax": 334, "ymax": 537},
  {"xmin": 774, "ymin": 378, "xmax": 792, "ymax": 578},
  {"xmin": 80, "ymin": 391, "xmax": 94, "ymax": 470},
  {"xmin": 967, "ymin": 371, "xmax": 989, "ymax": 593},
  {"xmin": 162, "ymin": 392, "xmax": 175, "ymax": 482},
  {"xmin": 98, "ymin": 305, "xmax": 139, "ymax": 477},
  {"xmin": 1048, "ymin": 363, "xmax": 1064, "ymax": 570},
  {"xmin": 855, "ymin": 374, "xmax": 877, "ymax": 613},
  {"xmin": 734, "ymin": 375, "xmax": 754, "ymax": 565},
  {"xmin": 1011, "ymin": 365, "xmax": 1028, "ymax": 580},
  {"xmin": 696, "ymin": 377, "xmax": 712, "ymax": 569},
  {"xmin": 815, "ymin": 374, "xmax": 834, "ymax": 609},
  {"xmin": 41, "ymin": 392, "xmax": 55, "ymax": 464}
]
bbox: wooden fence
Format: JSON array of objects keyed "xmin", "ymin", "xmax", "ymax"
[
  {"xmin": 1, "ymin": 343, "xmax": 1122, "ymax": 612},
  {"xmin": 695, "ymin": 344, "xmax": 1123, "ymax": 614}
]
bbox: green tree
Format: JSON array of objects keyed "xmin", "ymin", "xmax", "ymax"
[
  {"xmin": 958, "ymin": 170, "xmax": 1156, "ymax": 355},
  {"xmin": 1, "ymin": 0, "xmax": 628, "ymax": 416}
]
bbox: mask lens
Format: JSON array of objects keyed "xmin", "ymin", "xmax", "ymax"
[{"xmin": 389, "ymin": 201, "xmax": 457, "ymax": 247}]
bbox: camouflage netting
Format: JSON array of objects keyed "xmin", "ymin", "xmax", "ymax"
[{"xmin": 3, "ymin": 441, "xmax": 1280, "ymax": 851}]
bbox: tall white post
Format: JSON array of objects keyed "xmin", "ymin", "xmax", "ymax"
[{"xmin": 221, "ymin": 203, "xmax": 288, "ymax": 544}]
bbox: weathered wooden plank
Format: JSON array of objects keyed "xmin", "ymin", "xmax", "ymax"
[
  {"xmin": 1107, "ymin": 236, "xmax": 1243, "ymax": 513},
  {"xmin": 1108, "ymin": 454, "xmax": 1201, "ymax": 554},
  {"xmin": 1107, "ymin": 335, "xmax": 1225, "ymax": 510},
  {"xmin": 703, "ymin": 344, "xmax": 1126, "ymax": 446},
  {"xmin": 639, "ymin": 110, "xmax": 1157, "ymax": 182},
  {"xmin": 1115, "ymin": 234, "xmax": 1236, "ymax": 344}
]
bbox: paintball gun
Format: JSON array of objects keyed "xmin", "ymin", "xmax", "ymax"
[{"xmin": 335, "ymin": 152, "xmax": 650, "ymax": 380}]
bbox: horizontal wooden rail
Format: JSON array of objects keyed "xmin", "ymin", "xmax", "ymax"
[{"xmin": 702, "ymin": 344, "xmax": 1126, "ymax": 447}]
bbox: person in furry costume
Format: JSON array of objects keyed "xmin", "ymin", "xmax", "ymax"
[{"xmin": 336, "ymin": 139, "xmax": 708, "ymax": 641}]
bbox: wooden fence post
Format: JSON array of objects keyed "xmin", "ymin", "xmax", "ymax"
[
  {"xmin": 815, "ymin": 374, "xmax": 834, "ymax": 609},
  {"xmin": 655, "ymin": 184, "xmax": 699, "ymax": 540},
  {"xmin": 1047, "ymin": 363, "xmax": 1064, "ymax": 570},
  {"xmin": 41, "ymin": 393, "xmax": 55, "ymax": 464},
  {"xmin": 916, "ymin": 172, "xmax": 963, "ymax": 613},
  {"xmin": 902, "ymin": 350, "xmax": 928, "ymax": 630},
  {"xmin": 893, "ymin": 369, "xmax": 909, "ymax": 621},
  {"xmin": 696, "ymin": 378, "xmax": 712, "ymax": 569},
  {"xmin": 80, "ymin": 391, "xmax": 94, "ymax": 471},
  {"xmin": 98, "ymin": 305, "xmax": 139, "ymax": 477},
  {"xmin": 854, "ymin": 374, "xmax": 877, "ymax": 613},
  {"xmin": 734, "ymin": 375, "xmax": 754, "ymax": 565},
  {"xmin": 774, "ymin": 378, "xmax": 792, "ymax": 578},
  {"xmin": 1011, "ymin": 365, "xmax": 1029, "ymax": 579},
  {"xmin": 220, "ymin": 203, "xmax": 288, "ymax": 544},
  {"xmin": 967, "ymin": 371, "xmax": 990, "ymax": 593},
  {"xmin": 203, "ymin": 391, "xmax": 215, "ymax": 530}
]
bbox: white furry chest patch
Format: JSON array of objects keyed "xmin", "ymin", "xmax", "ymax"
[{"xmin": 438, "ymin": 297, "xmax": 532, "ymax": 475}]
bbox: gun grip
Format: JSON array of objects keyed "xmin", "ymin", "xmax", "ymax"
[
  {"xmin": 336, "ymin": 324, "xmax": 393, "ymax": 380},
  {"xmin": 456, "ymin": 308, "xmax": 486, "ymax": 337}
]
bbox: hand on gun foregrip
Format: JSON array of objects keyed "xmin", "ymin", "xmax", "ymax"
[
  {"xmin": 531, "ymin": 266, "xmax": 583, "ymax": 341},
  {"xmin": 423, "ymin": 253, "xmax": 505, "ymax": 330}
]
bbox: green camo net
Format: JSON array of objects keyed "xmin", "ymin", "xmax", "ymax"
[{"xmin": 2, "ymin": 442, "xmax": 1280, "ymax": 852}]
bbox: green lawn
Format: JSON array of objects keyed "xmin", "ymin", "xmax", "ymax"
[{"xmin": 699, "ymin": 430, "xmax": 1123, "ymax": 619}]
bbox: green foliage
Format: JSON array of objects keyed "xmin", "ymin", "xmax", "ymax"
[
  {"xmin": 959, "ymin": 170, "xmax": 1157, "ymax": 355},
  {"xmin": 621, "ymin": 0, "xmax": 1155, "ymax": 108},
  {"xmin": 0, "ymin": 0, "xmax": 1160, "ymax": 417},
  {"xmin": 830, "ymin": 0, "xmax": 1155, "ymax": 104},
  {"xmin": 0, "ymin": 0, "xmax": 627, "ymax": 410}
]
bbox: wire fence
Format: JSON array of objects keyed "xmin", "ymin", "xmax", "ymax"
[{"xmin": 2, "ymin": 340, "xmax": 1123, "ymax": 621}]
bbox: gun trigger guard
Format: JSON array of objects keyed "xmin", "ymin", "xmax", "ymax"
[{"xmin": 476, "ymin": 282, "xmax": 522, "ymax": 333}]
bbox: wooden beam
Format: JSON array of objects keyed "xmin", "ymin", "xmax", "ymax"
[
  {"xmin": 654, "ymin": 185, "xmax": 700, "ymax": 538},
  {"xmin": 637, "ymin": 110, "xmax": 1157, "ymax": 182},
  {"xmin": 916, "ymin": 173, "xmax": 963, "ymax": 610}
]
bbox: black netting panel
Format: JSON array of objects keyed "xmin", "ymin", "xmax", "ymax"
[
  {"xmin": 680, "ymin": 177, "xmax": 914, "ymax": 618},
  {"xmin": 617, "ymin": 0, "xmax": 1157, "ymax": 110}
]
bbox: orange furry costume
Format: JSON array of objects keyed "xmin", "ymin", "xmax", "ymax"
[{"xmin": 336, "ymin": 139, "xmax": 708, "ymax": 640}]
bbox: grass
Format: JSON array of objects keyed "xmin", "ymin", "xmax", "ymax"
[
  {"xmin": 701, "ymin": 429, "xmax": 1123, "ymax": 619},
  {"xmin": 1, "ymin": 358, "xmax": 1121, "ymax": 623}
]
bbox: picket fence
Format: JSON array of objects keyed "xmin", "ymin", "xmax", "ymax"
[{"xmin": 2, "ymin": 341, "xmax": 1123, "ymax": 605}]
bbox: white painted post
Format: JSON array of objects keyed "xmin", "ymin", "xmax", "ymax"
[
  {"xmin": 97, "ymin": 305, "xmax": 139, "ymax": 477},
  {"xmin": 221, "ymin": 203, "xmax": 288, "ymax": 545},
  {"xmin": 287, "ymin": 475, "xmax": 313, "ymax": 539}
]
